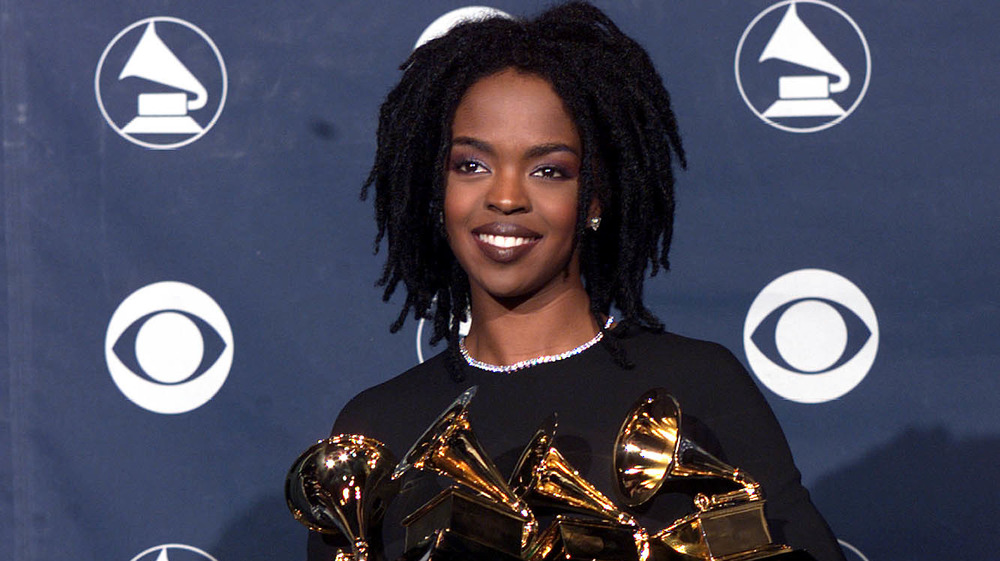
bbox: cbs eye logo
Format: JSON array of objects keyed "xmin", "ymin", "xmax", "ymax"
[
  {"xmin": 129, "ymin": 544, "xmax": 218, "ymax": 561},
  {"xmin": 743, "ymin": 269, "xmax": 878, "ymax": 403},
  {"xmin": 105, "ymin": 282, "xmax": 233, "ymax": 414}
]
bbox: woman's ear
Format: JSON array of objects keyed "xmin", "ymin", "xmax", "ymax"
[
  {"xmin": 588, "ymin": 197, "xmax": 601, "ymax": 219},
  {"xmin": 587, "ymin": 197, "xmax": 602, "ymax": 231}
]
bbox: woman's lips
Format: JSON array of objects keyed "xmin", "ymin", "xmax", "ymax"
[{"xmin": 471, "ymin": 223, "xmax": 541, "ymax": 263}]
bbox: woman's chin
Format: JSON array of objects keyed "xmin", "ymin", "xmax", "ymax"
[{"xmin": 471, "ymin": 275, "xmax": 583, "ymax": 310}]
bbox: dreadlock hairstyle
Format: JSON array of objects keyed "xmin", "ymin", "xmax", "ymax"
[{"xmin": 361, "ymin": 1, "xmax": 686, "ymax": 378}]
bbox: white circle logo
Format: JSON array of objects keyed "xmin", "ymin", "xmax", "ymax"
[
  {"xmin": 95, "ymin": 17, "xmax": 227, "ymax": 149},
  {"xmin": 416, "ymin": 313, "xmax": 472, "ymax": 364},
  {"xmin": 415, "ymin": 6, "xmax": 512, "ymax": 50},
  {"xmin": 129, "ymin": 544, "xmax": 218, "ymax": 561},
  {"xmin": 735, "ymin": 1, "xmax": 871, "ymax": 133},
  {"xmin": 838, "ymin": 539, "xmax": 871, "ymax": 561},
  {"xmin": 743, "ymin": 269, "xmax": 877, "ymax": 403},
  {"xmin": 106, "ymin": 282, "xmax": 234, "ymax": 414}
]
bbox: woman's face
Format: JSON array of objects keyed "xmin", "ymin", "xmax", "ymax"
[{"xmin": 445, "ymin": 68, "xmax": 584, "ymax": 304}]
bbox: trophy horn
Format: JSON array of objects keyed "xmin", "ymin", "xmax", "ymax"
[
  {"xmin": 393, "ymin": 387, "xmax": 535, "ymax": 530},
  {"xmin": 511, "ymin": 414, "xmax": 637, "ymax": 527},
  {"xmin": 285, "ymin": 434, "xmax": 399, "ymax": 561},
  {"xmin": 614, "ymin": 389, "xmax": 760, "ymax": 508}
]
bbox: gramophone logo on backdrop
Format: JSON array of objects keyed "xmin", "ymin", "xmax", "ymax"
[
  {"xmin": 95, "ymin": 17, "xmax": 227, "ymax": 149},
  {"xmin": 129, "ymin": 544, "xmax": 218, "ymax": 561},
  {"xmin": 743, "ymin": 269, "xmax": 878, "ymax": 403},
  {"xmin": 106, "ymin": 282, "xmax": 234, "ymax": 414},
  {"xmin": 735, "ymin": 1, "xmax": 870, "ymax": 133}
]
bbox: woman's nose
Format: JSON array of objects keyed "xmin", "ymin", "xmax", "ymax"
[{"xmin": 485, "ymin": 169, "xmax": 530, "ymax": 214}]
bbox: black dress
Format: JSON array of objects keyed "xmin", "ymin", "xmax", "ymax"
[{"xmin": 307, "ymin": 326, "xmax": 845, "ymax": 561}]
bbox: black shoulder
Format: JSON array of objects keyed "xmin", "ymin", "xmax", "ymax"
[
  {"xmin": 328, "ymin": 351, "xmax": 462, "ymax": 455},
  {"xmin": 619, "ymin": 328, "xmax": 748, "ymax": 376}
]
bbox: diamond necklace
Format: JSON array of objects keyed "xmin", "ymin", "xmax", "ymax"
[{"xmin": 459, "ymin": 316, "xmax": 614, "ymax": 373}]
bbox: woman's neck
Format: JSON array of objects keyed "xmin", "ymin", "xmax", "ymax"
[{"xmin": 462, "ymin": 283, "xmax": 601, "ymax": 367}]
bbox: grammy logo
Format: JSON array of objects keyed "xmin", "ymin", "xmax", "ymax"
[
  {"xmin": 758, "ymin": 3, "xmax": 848, "ymax": 118},
  {"xmin": 118, "ymin": 22, "xmax": 208, "ymax": 135},
  {"xmin": 95, "ymin": 17, "xmax": 228, "ymax": 149},
  {"xmin": 735, "ymin": 1, "xmax": 871, "ymax": 133}
]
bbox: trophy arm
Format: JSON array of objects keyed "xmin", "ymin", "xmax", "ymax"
[{"xmin": 693, "ymin": 471, "xmax": 763, "ymax": 512}]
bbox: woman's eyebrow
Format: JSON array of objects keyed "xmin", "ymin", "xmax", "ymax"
[
  {"xmin": 525, "ymin": 142, "xmax": 579, "ymax": 158},
  {"xmin": 451, "ymin": 136, "xmax": 494, "ymax": 154},
  {"xmin": 451, "ymin": 137, "xmax": 580, "ymax": 159}
]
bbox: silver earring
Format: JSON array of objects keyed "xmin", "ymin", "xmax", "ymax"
[{"xmin": 588, "ymin": 216, "xmax": 602, "ymax": 231}]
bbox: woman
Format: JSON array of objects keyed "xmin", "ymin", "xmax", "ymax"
[{"xmin": 311, "ymin": 3, "xmax": 845, "ymax": 561}]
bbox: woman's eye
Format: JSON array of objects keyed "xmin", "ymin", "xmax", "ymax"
[
  {"xmin": 454, "ymin": 160, "xmax": 488, "ymax": 174},
  {"xmin": 531, "ymin": 166, "xmax": 567, "ymax": 179}
]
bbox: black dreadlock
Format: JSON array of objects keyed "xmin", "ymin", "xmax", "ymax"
[{"xmin": 361, "ymin": 2, "xmax": 686, "ymax": 378}]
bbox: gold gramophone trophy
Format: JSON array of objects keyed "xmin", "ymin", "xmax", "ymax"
[
  {"xmin": 393, "ymin": 387, "xmax": 535, "ymax": 560},
  {"xmin": 286, "ymin": 434, "xmax": 400, "ymax": 561},
  {"xmin": 511, "ymin": 415, "xmax": 648, "ymax": 561},
  {"xmin": 615, "ymin": 389, "xmax": 807, "ymax": 561}
]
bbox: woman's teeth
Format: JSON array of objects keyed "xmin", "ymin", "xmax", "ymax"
[{"xmin": 477, "ymin": 234, "xmax": 532, "ymax": 248}]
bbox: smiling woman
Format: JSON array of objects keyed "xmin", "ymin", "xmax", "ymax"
[
  {"xmin": 444, "ymin": 69, "xmax": 599, "ymax": 366},
  {"xmin": 312, "ymin": 3, "xmax": 846, "ymax": 561}
]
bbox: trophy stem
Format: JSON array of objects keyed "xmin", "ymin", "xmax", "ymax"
[
  {"xmin": 634, "ymin": 527, "xmax": 652, "ymax": 561},
  {"xmin": 353, "ymin": 540, "xmax": 368, "ymax": 561},
  {"xmin": 521, "ymin": 507, "xmax": 537, "ymax": 551}
]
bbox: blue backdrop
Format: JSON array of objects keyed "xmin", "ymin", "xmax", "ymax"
[{"xmin": 2, "ymin": 2, "xmax": 997, "ymax": 561}]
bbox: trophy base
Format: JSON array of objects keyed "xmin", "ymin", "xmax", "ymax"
[
  {"xmin": 402, "ymin": 487, "xmax": 527, "ymax": 557},
  {"xmin": 716, "ymin": 547, "xmax": 815, "ymax": 561},
  {"xmin": 714, "ymin": 546, "xmax": 812, "ymax": 561},
  {"xmin": 650, "ymin": 543, "xmax": 813, "ymax": 561},
  {"xmin": 654, "ymin": 500, "xmax": 807, "ymax": 561},
  {"xmin": 399, "ymin": 529, "xmax": 523, "ymax": 561},
  {"xmin": 528, "ymin": 516, "xmax": 642, "ymax": 561}
]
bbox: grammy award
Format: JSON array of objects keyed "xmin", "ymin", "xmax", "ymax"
[
  {"xmin": 511, "ymin": 415, "xmax": 647, "ymax": 561},
  {"xmin": 285, "ymin": 434, "xmax": 399, "ymax": 561},
  {"xmin": 393, "ymin": 387, "xmax": 535, "ymax": 560},
  {"xmin": 615, "ymin": 389, "xmax": 812, "ymax": 561}
]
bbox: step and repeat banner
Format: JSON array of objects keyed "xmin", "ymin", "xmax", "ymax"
[{"xmin": 2, "ymin": 2, "xmax": 997, "ymax": 560}]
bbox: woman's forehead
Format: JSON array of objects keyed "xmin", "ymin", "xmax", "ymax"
[{"xmin": 451, "ymin": 69, "xmax": 580, "ymax": 149}]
